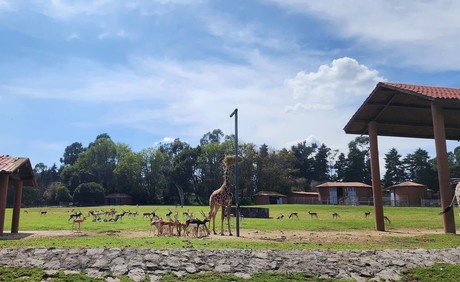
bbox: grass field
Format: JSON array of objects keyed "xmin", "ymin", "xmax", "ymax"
[
  {"xmin": 2, "ymin": 204, "xmax": 460, "ymax": 281},
  {"xmin": 0, "ymin": 204, "xmax": 459, "ymax": 250}
]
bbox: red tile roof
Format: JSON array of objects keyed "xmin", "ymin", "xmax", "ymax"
[
  {"xmin": 382, "ymin": 82, "xmax": 460, "ymax": 100},
  {"xmin": 0, "ymin": 155, "xmax": 25, "ymax": 173},
  {"xmin": 387, "ymin": 181, "xmax": 427, "ymax": 188},
  {"xmin": 316, "ymin": 182, "xmax": 371, "ymax": 188}
]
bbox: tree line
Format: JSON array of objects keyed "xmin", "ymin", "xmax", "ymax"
[{"xmin": 11, "ymin": 130, "xmax": 460, "ymax": 207}]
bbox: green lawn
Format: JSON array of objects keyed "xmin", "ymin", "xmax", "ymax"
[{"xmin": 0, "ymin": 204, "xmax": 459, "ymax": 250}]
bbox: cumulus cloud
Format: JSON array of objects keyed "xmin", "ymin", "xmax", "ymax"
[
  {"xmin": 284, "ymin": 57, "xmax": 385, "ymax": 112},
  {"xmin": 266, "ymin": 0, "xmax": 460, "ymax": 70}
]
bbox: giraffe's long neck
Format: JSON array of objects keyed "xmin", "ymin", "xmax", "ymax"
[{"xmin": 223, "ymin": 166, "xmax": 230, "ymax": 191}]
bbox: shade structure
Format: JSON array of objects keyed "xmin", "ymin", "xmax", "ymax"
[
  {"xmin": 0, "ymin": 155, "xmax": 36, "ymax": 235},
  {"xmin": 344, "ymin": 82, "xmax": 460, "ymax": 233}
]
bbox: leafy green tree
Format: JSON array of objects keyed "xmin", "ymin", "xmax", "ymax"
[
  {"xmin": 237, "ymin": 142, "xmax": 258, "ymax": 204},
  {"xmin": 404, "ymin": 148, "xmax": 438, "ymax": 190},
  {"xmin": 344, "ymin": 137, "xmax": 370, "ymax": 183},
  {"xmin": 34, "ymin": 163, "xmax": 60, "ymax": 204},
  {"xmin": 200, "ymin": 129, "xmax": 224, "ymax": 145},
  {"xmin": 77, "ymin": 135, "xmax": 117, "ymax": 193},
  {"xmin": 60, "ymin": 142, "xmax": 85, "ymax": 166},
  {"xmin": 73, "ymin": 182, "xmax": 105, "ymax": 206},
  {"xmin": 313, "ymin": 144, "xmax": 331, "ymax": 182},
  {"xmin": 113, "ymin": 145, "xmax": 145, "ymax": 202},
  {"xmin": 449, "ymin": 146, "xmax": 460, "ymax": 178},
  {"xmin": 334, "ymin": 153, "xmax": 348, "ymax": 181},
  {"xmin": 22, "ymin": 186, "xmax": 39, "ymax": 207},
  {"xmin": 383, "ymin": 148, "xmax": 406, "ymax": 187},
  {"xmin": 256, "ymin": 147, "xmax": 295, "ymax": 195},
  {"xmin": 291, "ymin": 141, "xmax": 317, "ymax": 182},
  {"xmin": 196, "ymin": 142, "xmax": 227, "ymax": 204},
  {"xmin": 60, "ymin": 165, "xmax": 85, "ymax": 194},
  {"xmin": 55, "ymin": 183, "xmax": 72, "ymax": 203},
  {"xmin": 140, "ymin": 148, "xmax": 169, "ymax": 204}
]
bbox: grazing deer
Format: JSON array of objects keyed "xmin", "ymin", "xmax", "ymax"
[
  {"xmin": 332, "ymin": 212, "xmax": 340, "ymax": 219},
  {"xmin": 182, "ymin": 209, "xmax": 192, "ymax": 220},
  {"xmin": 40, "ymin": 210, "xmax": 47, "ymax": 216},
  {"xmin": 289, "ymin": 212, "xmax": 299, "ymax": 219},
  {"xmin": 308, "ymin": 211, "xmax": 318, "ymax": 218},
  {"xmin": 166, "ymin": 208, "xmax": 173, "ymax": 218},
  {"xmin": 384, "ymin": 216, "xmax": 391, "ymax": 223},
  {"xmin": 113, "ymin": 211, "xmax": 127, "ymax": 222},
  {"xmin": 68, "ymin": 211, "xmax": 82, "ymax": 222},
  {"xmin": 185, "ymin": 211, "xmax": 210, "ymax": 237},
  {"xmin": 276, "ymin": 214, "xmax": 284, "ymax": 220},
  {"xmin": 143, "ymin": 208, "xmax": 157, "ymax": 220},
  {"xmin": 71, "ymin": 217, "xmax": 86, "ymax": 232}
]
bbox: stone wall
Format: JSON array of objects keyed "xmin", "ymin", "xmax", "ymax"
[{"xmin": 0, "ymin": 247, "xmax": 459, "ymax": 281}]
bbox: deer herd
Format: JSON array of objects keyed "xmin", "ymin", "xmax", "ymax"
[
  {"xmin": 36, "ymin": 207, "xmax": 386, "ymax": 236},
  {"xmin": 275, "ymin": 210, "xmax": 385, "ymax": 221},
  {"xmin": 58, "ymin": 207, "xmax": 214, "ymax": 237}
]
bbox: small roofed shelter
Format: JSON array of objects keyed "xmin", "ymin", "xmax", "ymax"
[
  {"xmin": 253, "ymin": 191, "xmax": 287, "ymax": 205},
  {"xmin": 105, "ymin": 193, "xmax": 133, "ymax": 205},
  {"xmin": 344, "ymin": 82, "xmax": 460, "ymax": 233},
  {"xmin": 386, "ymin": 181, "xmax": 428, "ymax": 207},
  {"xmin": 288, "ymin": 191, "xmax": 320, "ymax": 204},
  {"xmin": 316, "ymin": 182, "xmax": 372, "ymax": 205},
  {"xmin": 0, "ymin": 155, "xmax": 37, "ymax": 236}
]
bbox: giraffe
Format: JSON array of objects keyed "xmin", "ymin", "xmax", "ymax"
[
  {"xmin": 209, "ymin": 155, "xmax": 237, "ymax": 236},
  {"xmin": 440, "ymin": 182, "xmax": 460, "ymax": 215}
]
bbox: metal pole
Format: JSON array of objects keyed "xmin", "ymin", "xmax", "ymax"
[{"xmin": 230, "ymin": 108, "xmax": 240, "ymax": 237}]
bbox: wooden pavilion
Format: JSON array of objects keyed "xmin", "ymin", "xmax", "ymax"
[
  {"xmin": 0, "ymin": 155, "xmax": 36, "ymax": 236},
  {"xmin": 385, "ymin": 181, "xmax": 428, "ymax": 207},
  {"xmin": 344, "ymin": 82, "xmax": 460, "ymax": 233}
]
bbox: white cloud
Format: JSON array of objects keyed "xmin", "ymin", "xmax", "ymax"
[
  {"xmin": 30, "ymin": 0, "xmax": 204, "ymax": 20},
  {"xmin": 67, "ymin": 32, "xmax": 79, "ymax": 40},
  {"xmin": 265, "ymin": 0, "xmax": 460, "ymax": 70},
  {"xmin": 204, "ymin": 13, "xmax": 299, "ymax": 51},
  {"xmin": 285, "ymin": 57, "xmax": 385, "ymax": 112}
]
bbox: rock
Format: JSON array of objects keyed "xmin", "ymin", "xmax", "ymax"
[{"xmin": 1, "ymin": 246, "xmax": 459, "ymax": 281}]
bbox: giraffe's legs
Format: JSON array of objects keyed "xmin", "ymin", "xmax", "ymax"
[
  {"xmin": 225, "ymin": 205, "xmax": 232, "ymax": 236},
  {"xmin": 209, "ymin": 202, "xmax": 220, "ymax": 235},
  {"xmin": 220, "ymin": 207, "xmax": 225, "ymax": 235},
  {"xmin": 455, "ymin": 184, "xmax": 460, "ymax": 216}
]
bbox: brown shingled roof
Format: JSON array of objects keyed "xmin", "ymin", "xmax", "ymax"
[
  {"xmin": 344, "ymin": 82, "xmax": 460, "ymax": 139},
  {"xmin": 387, "ymin": 181, "xmax": 427, "ymax": 189},
  {"xmin": 0, "ymin": 155, "xmax": 37, "ymax": 186},
  {"xmin": 316, "ymin": 182, "xmax": 371, "ymax": 188}
]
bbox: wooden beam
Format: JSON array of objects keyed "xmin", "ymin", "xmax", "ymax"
[
  {"xmin": 0, "ymin": 174, "xmax": 9, "ymax": 236},
  {"xmin": 368, "ymin": 121, "xmax": 385, "ymax": 231},
  {"xmin": 431, "ymin": 103, "xmax": 456, "ymax": 234},
  {"xmin": 11, "ymin": 180, "xmax": 23, "ymax": 234}
]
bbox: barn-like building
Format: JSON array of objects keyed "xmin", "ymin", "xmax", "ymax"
[
  {"xmin": 385, "ymin": 181, "xmax": 428, "ymax": 207},
  {"xmin": 0, "ymin": 155, "xmax": 36, "ymax": 236},
  {"xmin": 315, "ymin": 182, "xmax": 372, "ymax": 205}
]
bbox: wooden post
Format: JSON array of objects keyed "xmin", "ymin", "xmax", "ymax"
[
  {"xmin": 11, "ymin": 180, "xmax": 23, "ymax": 234},
  {"xmin": 431, "ymin": 103, "xmax": 456, "ymax": 233},
  {"xmin": 0, "ymin": 174, "xmax": 9, "ymax": 236},
  {"xmin": 368, "ymin": 121, "xmax": 385, "ymax": 231}
]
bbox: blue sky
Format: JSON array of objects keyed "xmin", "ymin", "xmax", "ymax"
[{"xmin": 2, "ymin": 0, "xmax": 460, "ymax": 169}]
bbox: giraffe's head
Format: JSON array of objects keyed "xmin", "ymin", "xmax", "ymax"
[{"xmin": 222, "ymin": 155, "xmax": 242, "ymax": 168}]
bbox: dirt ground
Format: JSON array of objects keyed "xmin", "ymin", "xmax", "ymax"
[{"xmin": 1, "ymin": 228, "xmax": 446, "ymax": 245}]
